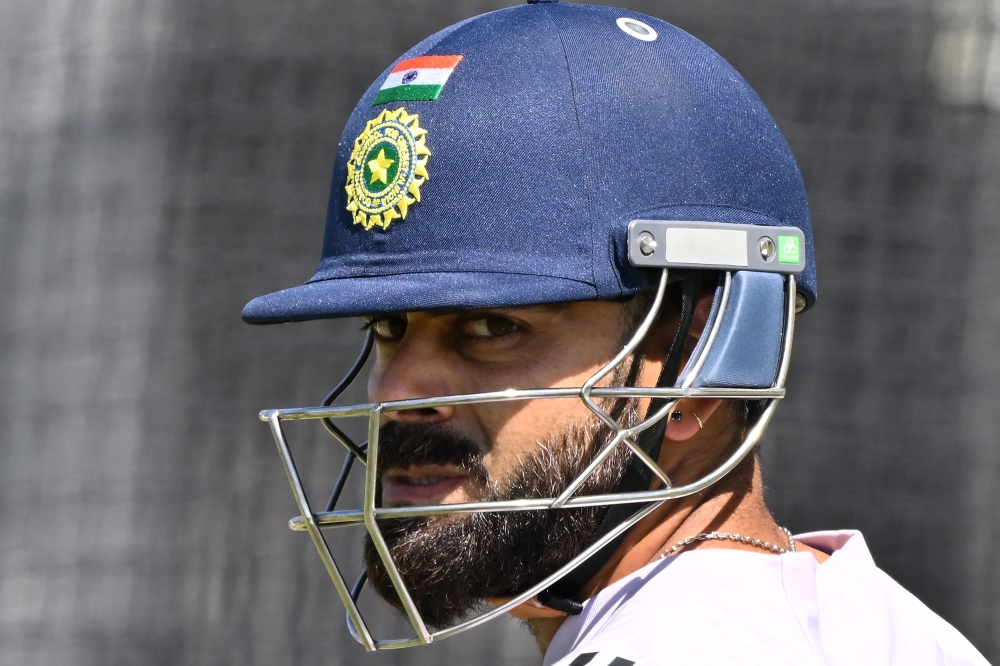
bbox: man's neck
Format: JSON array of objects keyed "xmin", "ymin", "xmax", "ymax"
[{"xmin": 525, "ymin": 455, "xmax": 825, "ymax": 655}]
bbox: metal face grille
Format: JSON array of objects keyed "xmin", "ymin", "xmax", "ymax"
[{"xmin": 262, "ymin": 270, "xmax": 797, "ymax": 650}]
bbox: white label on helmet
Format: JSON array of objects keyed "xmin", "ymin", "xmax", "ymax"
[{"xmin": 664, "ymin": 228, "xmax": 749, "ymax": 267}]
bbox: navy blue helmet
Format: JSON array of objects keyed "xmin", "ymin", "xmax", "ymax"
[{"xmin": 243, "ymin": 1, "xmax": 814, "ymax": 324}]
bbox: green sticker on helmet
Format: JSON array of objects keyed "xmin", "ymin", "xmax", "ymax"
[{"xmin": 777, "ymin": 235, "xmax": 801, "ymax": 264}]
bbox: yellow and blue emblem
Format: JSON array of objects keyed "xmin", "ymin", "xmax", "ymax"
[{"xmin": 345, "ymin": 108, "xmax": 430, "ymax": 230}]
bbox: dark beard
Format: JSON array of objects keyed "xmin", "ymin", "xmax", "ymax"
[{"xmin": 363, "ymin": 409, "xmax": 636, "ymax": 629}]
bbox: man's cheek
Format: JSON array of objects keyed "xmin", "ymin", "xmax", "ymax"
[
  {"xmin": 479, "ymin": 445, "xmax": 535, "ymax": 493},
  {"xmin": 367, "ymin": 363, "xmax": 384, "ymax": 401},
  {"xmin": 480, "ymin": 425, "xmax": 572, "ymax": 474}
]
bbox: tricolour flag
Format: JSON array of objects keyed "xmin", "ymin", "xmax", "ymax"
[{"xmin": 372, "ymin": 55, "xmax": 464, "ymax": 105}]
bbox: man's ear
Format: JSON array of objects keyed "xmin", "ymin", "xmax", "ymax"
[
  {"xmin": 664, "ymin": 398, "xmax": 723, "ymax": 441},
  {"xmin": 663, "ymin": 289, "xmax": 719, "ymax": 441}
]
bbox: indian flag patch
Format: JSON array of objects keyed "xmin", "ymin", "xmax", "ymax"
[{"xmin": 372, "ymin": 55, "xmax": 464, "ymax": 105}]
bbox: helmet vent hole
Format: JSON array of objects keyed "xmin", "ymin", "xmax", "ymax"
[{"xmin": 617, "ymin": 17, "xmax": 657, "ymax": 41}]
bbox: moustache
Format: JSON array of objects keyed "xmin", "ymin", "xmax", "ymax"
[{"xmin": 376, "ymin": 421, "xmax": 490, "ymax": 486}]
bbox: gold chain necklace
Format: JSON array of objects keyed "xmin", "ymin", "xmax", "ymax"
[{"xmin": 659, "ymin": 527, "xmax": 796, "ymax": 560}]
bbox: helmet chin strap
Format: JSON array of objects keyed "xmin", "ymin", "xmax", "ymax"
[{"xmin": 538, "ymin": 276, "xmax": 702, "ymax": 615}]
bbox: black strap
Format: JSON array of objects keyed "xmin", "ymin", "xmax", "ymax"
[{"xmin": 539, "ymin": 277, "xmax": 702, "ymax": 613}]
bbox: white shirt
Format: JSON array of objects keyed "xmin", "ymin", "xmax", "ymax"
[{"xmin": 544, "ymin": 531, "xmax": 988, "ymax": 666}]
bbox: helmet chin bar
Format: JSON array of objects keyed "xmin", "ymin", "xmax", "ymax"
[{"xmin": 261, "ymin": 269, "xmax": 797, "ymax": 651}]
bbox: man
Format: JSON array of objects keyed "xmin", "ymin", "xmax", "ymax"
[{"xmin": 243, "ymin": 1, "xmax": 989, "ymax": 663}]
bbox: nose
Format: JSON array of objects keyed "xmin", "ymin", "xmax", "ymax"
[{"xmin": 370, "ymin": 324, "xmax": 458, "ymax": 425}]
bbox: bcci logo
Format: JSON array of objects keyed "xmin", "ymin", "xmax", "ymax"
[{"xmin": 345, "ymin": 107, "xmax": 430, "ymax": 231}]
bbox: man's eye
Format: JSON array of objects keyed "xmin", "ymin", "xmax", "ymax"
[
  {"xmin": 464, "ymin": 316, "xmax": 518, "ymax": 338},
  {"xmin": 370, "ymin": 317, "xmax": 407, "ymax": 341}
]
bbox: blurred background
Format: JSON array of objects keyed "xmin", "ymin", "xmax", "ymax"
[{"xmin": 2, "ymin": 0, "xmax": 999, "ymax": 664}]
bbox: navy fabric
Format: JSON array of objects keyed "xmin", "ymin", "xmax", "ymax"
[
  {"xmin": 243, "ymin": 2, "xmax": 816, "ymax": 324},
  {"xmin": 241, "ymin": 271, "xmax": 596, "ymax": 321},
  {"xmin": 694, "ymin": 271, "xmax": 785, "ymax": 389}
]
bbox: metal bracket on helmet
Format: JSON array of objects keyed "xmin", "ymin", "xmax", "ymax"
[{"xmin": 628, "ymin": 220, "xmax": 806, "ymax": 275}]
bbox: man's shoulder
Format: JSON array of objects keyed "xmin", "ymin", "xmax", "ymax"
[
  {"xmin": 795, "ymin": 530, "xmax": 989, "ymax": 665},
  {"xmin": 544, "ymin": 530, "xmax": 989, "ymax": 666}
]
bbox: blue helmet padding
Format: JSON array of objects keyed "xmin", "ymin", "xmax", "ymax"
[
  {"xmin": 243, "ymin": 2, "xmax": 814, "ymax": 324},
  {"xmin": 693, "ymin": 271, "xmax": 785, "ymax": 389},
  {"xmin": 676, "ymin": 273, "xmax": 726, "ymax": 386}
]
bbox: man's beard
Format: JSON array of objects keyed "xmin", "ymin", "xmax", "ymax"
[{"xmin": 363, "ymin": 404, "xmax": 638, "ymax": 629}]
